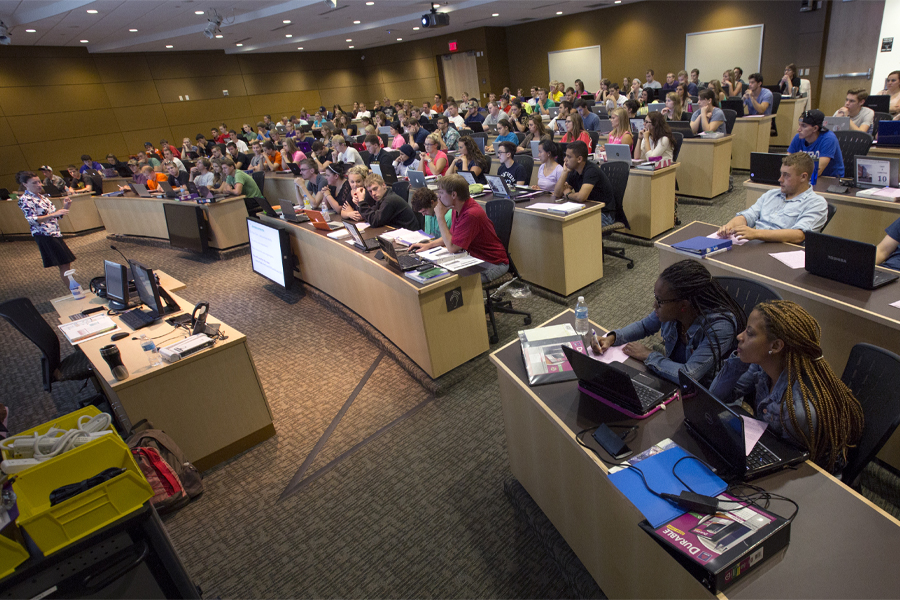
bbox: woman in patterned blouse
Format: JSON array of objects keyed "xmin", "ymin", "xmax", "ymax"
[{"xmin": 16, "ymin": 170, "xmax": 77, "ymax": 289}]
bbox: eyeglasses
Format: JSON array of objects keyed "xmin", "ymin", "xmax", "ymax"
[{"xmin": 653, "ymin": 294, "xmax": 682, "ymax": 306}]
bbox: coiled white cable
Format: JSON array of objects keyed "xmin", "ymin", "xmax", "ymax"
[{"xmin": 0, "ymin": 413, "xmax": 113, "ymax": 461}]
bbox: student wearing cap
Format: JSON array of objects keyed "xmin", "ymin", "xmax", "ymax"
[
  {"xmin": 39, "ymin": 166, "xmax": 67, "ymax": 192},
  {"xmin": 787, "ymin": 109, "xmax": 845, "ymax": 177},
  {"xmin": 717, "ymin": 153, "xmax": 827, "ymax": 244}
]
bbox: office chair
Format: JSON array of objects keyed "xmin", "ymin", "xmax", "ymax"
[
  {"xmin": 0, "ymin": 297, "xmax": 95, "ymax": 392},
  {"xmin": 599, "ymin": 161, "xmax": 633, "ymax": 269},
  {"xmin": 770, "ymin": 94, "xmax": 781, "ymax": 137},
  {"xmin": 484, "ymin": 154, "xmax": 492, "ymax": 174},
  {"xmin": 872, "ymin": 112, "xmax": 892, "ymax": 137},
  {"xmin": 246, "ymin": 171, "xmax": 267, "ymax": 215},
  {"xmin": 840, "ymin": 343, "xmax": 900, "ymax": 488},
  {"xmin": 512, "ymin": 155, "xmax": 534, "ymax": 183},
  {"xmin": 823, "ymin": 203, "xmax": 837, "ymax": 233},
  {"xmin": 378, "ymin": 133, "xmax": 389, "ymax": 147},
  {"xmin": 483, "ymin": 199, "xmax": 532, "ymax": 344},
  {"xmin": 721, "ymin": 109, "xmax": 738, "ymax": 135},
  {"xmin": 392, "ymin": 180, "xmax": 411, "ymax": 202},
  {"xmin": 588, "ymin": 131, "xmax": 600, "ymax": 151},
  {"xmin": 423, "ymin": 123, "xmax": 437, "ymax": 133},
  {"xmin": 514, "ymin": 132, "xmax": 526, "ymax": 145},
  {"xmin": 712, "ymin": 277, "xmax": 781, "ymax": 318},
  {"xmin": 357, "ymin": 150, "xmax": 371, "ymax": 166},
  {"xmin": 833, "ymin": 131, "xmax": 873, "ymax": 171},
  {"xmin": 671, "ymin": 132, "xmax": 683, "ymax": 162}
]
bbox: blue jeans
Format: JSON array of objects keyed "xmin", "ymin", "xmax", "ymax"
[
  {"xmin": 601, "ymin": 212, "xmax": 615, "ymax": 227},
  {"xmin": 481, "ymin": 261, "xmax": 509, "ymax": 283}
]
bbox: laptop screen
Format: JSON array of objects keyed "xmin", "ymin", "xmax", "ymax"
[
  {"xmin": 679, "ymin": 373, "xmax": 746, "ymax": 469},
  {"xmin": 484, "ymin": 175, "xmax": 510, "ymax": 198}
]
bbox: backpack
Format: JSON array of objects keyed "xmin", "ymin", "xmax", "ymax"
[
  {"xmin": 126, "ymin": 420, "xmax": 203, "ymax": 501},
  {"xmin": 131, "ymin": 446, "xmax": 190, "ymax": 514}
]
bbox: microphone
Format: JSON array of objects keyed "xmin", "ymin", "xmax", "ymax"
[{"xmin": 110, "ymin": 245, "xmax": 130, "ymax": 265}]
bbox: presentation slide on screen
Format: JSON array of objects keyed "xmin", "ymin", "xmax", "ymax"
[{"xmin": 248, "ymin": 220, "xmax": 286, "ymax": 286}]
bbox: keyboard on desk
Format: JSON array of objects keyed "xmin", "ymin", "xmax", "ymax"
[
  {"xmin": 633, "ymin": 381, "xmax": 666, "ymax": 410},
  {"xmin": 746, "ymin": 442, "xmax": 779, "ymax": 470},
  {"xmin": 118, "ymin": 308, "xmax": 156, "ymax": 331},
  {"xmin": 396, "ymin": 252, "xmax": 428, "ymax": 270}
]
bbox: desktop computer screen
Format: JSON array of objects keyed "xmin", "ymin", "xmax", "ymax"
[
  {"xmin": 246, "ymin": 217, "xmax": 293, "ymax": 289},
  {"xmin": 104, "ymin": 260, "xmax": 131, "ymax": 310},
  {"xmin": 131, "ymin": 261, "xmax": 166, "ymax": 317}
]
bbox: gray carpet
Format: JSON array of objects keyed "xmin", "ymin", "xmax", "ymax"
[{"xmin": 2, "ymin": 173, "xmax": 898, "ymax": 598}]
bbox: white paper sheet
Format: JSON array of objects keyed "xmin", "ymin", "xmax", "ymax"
[
  {"xmin": 587, "ymin": 344, "xmax": 629, "ymax": 364},
  {"xmin": 707, "ymin": 232, "xmax": 748, "ymax": 246},
  {"xmin": 741, "ymin": 415, "xmax": 769, "ymax": 456},
  {"xmin": 769, "ymin": 250, "xmax": 806, "ymax": 269}
]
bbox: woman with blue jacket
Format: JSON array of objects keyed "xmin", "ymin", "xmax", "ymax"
[{"xmin": 595, "ymin": 260, "xmax": 745, "ymax": 386}]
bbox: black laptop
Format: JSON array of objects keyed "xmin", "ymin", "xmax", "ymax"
[
  {"xmin": 129, "ymin": 182, "xmax": 153, "ymax": 198},
  {"xmin": 286, "ymin": 162, "xmax": 303, "ymax": 176},
  {"xmin": 43, "ymin": 182, "xmax": 64, "ymax": 197},
  {"xmin": 344, "ymin": 221, "xmax": 380, "ymax": 251},
  {"xmin": 376, "ymin": 236, "xmax": 429, "ymax": 271},
  {"xmin": 749, "ymin": 152, "xmax": 785, "ymax": 185},
  {"xmin": 864, "ymin": 94, "xmax": 891, "ymax": 115},
  {"xmin": 720, "ymin": 98, "xmax": 745, "ymax": 116},
  {"xmin": 679, "ymin": 372, "xmax": 808, "ymax": 482},
  {"xmin": 278, "ymin": 199, "xmax": 309, "ymax": 223},
  {"xmin": 804, "ymin": 231, "xmax": 899, "ymax": 290},
  {"xmin": 158, "ymin": 181, "xmax": 180, "ymax": 198},
  {"xmin": 667, "ymin": 120, "xmax": 696, "ymax": 138},
  {"xmin": 252, "ymin": 195, "xmax": 279, "ymax": 218},
  {"xmin": 561, "ymin": 345, "xmax": 678, "ymax": 417}
]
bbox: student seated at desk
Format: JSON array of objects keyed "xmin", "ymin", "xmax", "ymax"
[
  {"xmin": 661, "ymin": 92, "xmax": 687, "ymax": 123},
  {"xmin": 496, "ymin": 142, "xmax": 527, "ymax": 186},
  {"xmin": 409, "ymin": 174, "xmax": 509, "ymax": 283},
  {"xmin": 596, "ymin": 260, "xmax": 744, "ymax": 385},
  {"xmin": 39, "ymin": 165, "xmax": 66, "ymax": 193},
  {"xmin": 293, "ymin": 159, "xmax": 328, "ymax": 208},
  {"xmin": 634, "ymin": 112, "xmax": 674, "ymax": 162},
  {"xmin": 189, "ymin": 158, "xmax": 214, "ymax": 188},
  {"xmin": 404, "ymin": 119, "xmax": 429, "ymax": 152},
  {"xmin": 742, "ymin": 73, "xmax": 773, "ymax": 116},
  {"xmin": 876, "ymin": 216, "xmax": 900, "ymax": 271},
  {"xmin": 161, "ymin": 147, "xmax": 186, "ymax": 173},
  {"xmin": 165, "ymin": 161, "xmax": 189, "ymax": 189},
  {"xmin": 517, "ymin": 115, "xmax": 552, "ymax": 154},
  {"xmin": 690, "ymin": 89, "xmax": 726, "ymax": 134},
  {"xmin": 247, "ymin": 141, "xmax": 265, "ymax": 173},
  {"xmin": 603, "ymin": 108, "xmax": 633, "ymax": 151},
  {"xmin": 333, "ymin": 135, "xmax": 365, "ymax": 167},
  {"xmin": 486, "ymin": 120, "xmax": 518, "ymax": 153},
  {"xmin": 393, "ymin": 144, "xmax": 421, "ymax": 178},
  {"xmin": 226, "ymin": 142, "xmax": 250, "ymax": 171},
  {"xmin": 560, "ymin": 112, "xmax": 593, "ymax": 151},
  {"xmin": 411, "ymin": 187, "xmax": 452, "ymax": 238},
  {"xmin": 222, "ymin": 158, "xmax": 262, "ymax": 199},
  {"xmin": 833, "ymin": 88, "xmax": 875, "ymax": 133},
  {"xmin": 718, "ymin": 153, "xmax": 826, "ymax": 243},
  {"xmin": 319, "ymin": 162, "xmax": 353, "ymax": 214},
  {"xmin": 532, "ymin": 140, "xmax": 563, "ymax": 192},
  {"xmin": 208, "ymin": 160, "xmax": 228, "ymax": 194},
  {"xmin": 359, "ymin": 173, "xmax": 420, "ymax": 231},
  {"xmin": 343, "ymin": 165, "xmax": 375, "ymax": 221},
  {"xmin": 709, "ymin": 300, "xmax": 864, "ymax": 473},
  {"xmin": 553, "ymin": 140, "xmax": 616, "ymax": 226},
  {"xmin": 421, "ymin": 133, "xmax": 449, "ymax": 176},
  {"xmin": 446, "ymin": 136, "xmax": 488, "ymax": 184},
  {"xmin": 787, "ymin": 109, "xmax": 845, "ymax": 178}
]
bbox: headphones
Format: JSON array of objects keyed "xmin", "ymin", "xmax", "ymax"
[{"xmin": 89, "ymin": 276, "xmax": 107, "ymax": 298}]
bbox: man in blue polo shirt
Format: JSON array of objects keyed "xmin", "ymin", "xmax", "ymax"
[
  {"xmin": 717, "ymin": 153, "xmax": 827, "ymax": 244},
  {"xmin": 575, "ymin": 99, "xmax": 600, "ymax": 131},
  {"xmin": 787, "ymin": 109, "xmax": 845, "ymax": 178},
  {"xmin": 742, "ymin": 73, "xmax": 773, "ymax": 116}
]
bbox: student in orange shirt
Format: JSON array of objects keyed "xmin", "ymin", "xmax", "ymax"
[
  {"xmin": 432, "ymin": 93, "xmax": 445, "ymax": 114},
  {"xmin": 261, "ymin": 141, "xmax": 282, "ymax": 172}
]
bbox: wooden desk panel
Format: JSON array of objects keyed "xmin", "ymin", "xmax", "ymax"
[
  {"xmin": 731, "ymin": 116, "xmax": 773, "ymax": 169},
  {"xmin": 772, "ymin": 98, "xmax": 805, "ymax": 147},
  {"xmin": 676, "ymin": 136, "xmax": 733, "ymax": 198},
  {"xmin": 744, "ymin": 178, "xmax": 900, "ymax": 246},
  {"xmin": 868, "ymin": 145, "xmax": 900, "ymax": 160},
  {"xmin": 0, "ymin": 193, "xmax": 100, "ymax": 235},
  {"xmin": 102, "ymin": 177, "xmax": 131, "ymax": 194},
  {"xmin": 620, "ymin": 163, "xmax": 677, "ymax": 239}
]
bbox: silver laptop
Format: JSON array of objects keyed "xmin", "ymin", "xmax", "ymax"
[
  {"xmin": 648, "ymin": 102, "xmax": 664, "ymax": 113},
  {"xmin": 592, "ymin": 105, "xmax": 609, "ymax": 116},
  {"xmin": 531, "ymin": 140, "xmax": 541, "ymax": 159},
  {"xmin": 485, "ymin": 174, "xmax": 514, "ymax": 199},
  {"xmin": 597, "ymin": 119, "xmax": 614, "ymax": 134},
  {"xmin": 605, "ymin": 144, "xmax": 632, "ymax": 164},
  {"xmin": 459, "ymin": 171, "xmax": 476, "ymax": 185},
  {"xmin": 408, "ymin": 170, "xmax": 436, "ymax": 189},
  {"xmin": 486, "ymin": 123, "xmax": 499, "ymax": 135},
  {"xmin": 548, "ymin": 107, "xmax": 560, "ymax": 119},
  {"xmin": 370, "ymin": 164, "xmax": 383, "ymax": 176},
  {"xmin": 378, "ymin": 126, "xmax": 391, "ymax": 135},
  {"xmin": 823, "ymin": 116, "xmax": 851, "ymax": 132},
  {"xmin": 279, "ymin": 198, "xmax": 308, "ymax": 223}
]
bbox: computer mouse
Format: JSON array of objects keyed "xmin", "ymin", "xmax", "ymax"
[
  {"xmin": 111, "ymin": 332, "xmax": 129, "ymax": 341},
  {"xmin": 374, "ymin": 250, "xmax": 384, "ymax": 260}
]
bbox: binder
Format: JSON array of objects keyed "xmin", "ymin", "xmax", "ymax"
[{"xmin": 671, "ymin": 236, "xmax": 732, "ymax": 256}]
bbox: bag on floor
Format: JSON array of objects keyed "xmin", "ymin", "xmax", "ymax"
[
  {"xmin": 131, "ymin": 446, "xmax": 190, "ymax": 514},
  {"xmin": 126, "ymin": 420, "xmax": 203, "ymax": 500}
]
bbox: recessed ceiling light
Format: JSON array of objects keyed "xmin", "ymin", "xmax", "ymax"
[
  {"xmin": 86, "ymin": 9, "xmax": 98, "ymax": 14},
  {"xmin": 215, "ymin": 34, "xmax": 223, "ymax": 38},
  {"xmin": 353, "ymin": 20, "xmax": 360, "ymax": 24},
  {"xmin": 285, "ymin": 34, "xmax": 292, "ymax": 37},
  {"xmin": 128, "ymin": 28, "xmax": 138, "ymax": 32},
  {"xmin": 492, "ymin": 13, "xmax": 499, "ymax": 17},
  {"xmin": 366, "ymin": 1, "xmax": 374, "ymax": 4},
  {"xmin": 236, "ymin": 43, "xmax": 243, "ymax": 46},
  {"xmin": 349, "ymin": 45, "xmax": 354, "ymax": 48},
  {"xmin": 166, "ymin": 45, "xmax": 173, "ymax": 48},
  {"xmin": 80, "ymin": 39, "xmax": 89, "ymax": 43},
  {"xmin": 283, "ymin": 20, "xmax": 291, "ymax": 23},
  {"xmin": 556, "ymin": 11, "xmax": 563, "ymax": 14},
  {"xmin": 614, "ymin": 0, "xmax": 621, "ymax": 3},
  {"xmin": 397, "ymin": 38, "xmax": 402, "ymax": 41},
  {"xmin": 413, "ymin": 27, "xmax": 419, "ymax": 30},
  {"xmin": 346, "ymin": 38, "xmax": 352, "ymax": 42},
  {"xmin": 195, "ymin": 10, "xmax": 204, "ymax": 15},
  {"xmin": 25, "ymin": 29, "xmax": 36, "ymax": 32},
  {"xmin": 298, "ymin": 47, "xmax": 304, "ymax": 50}
]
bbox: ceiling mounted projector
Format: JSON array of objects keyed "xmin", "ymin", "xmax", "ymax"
[
  {"xmin": 421, "ymin": 7, "xmax": 449, "ymax": 28},
  {"xmin": 0, "ymin": 21, "xmax": 10, "ymax": 45},
  {"xmin": 323, "ymin": 0, "xmax": 337, "ymax": 9},
  {"xmin": 204, "ymin": 14, "xmax": 223, "ymax": 39}
]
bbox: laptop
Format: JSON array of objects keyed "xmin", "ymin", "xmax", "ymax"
[
  {"xmin": 630, "ymin": 118, "xmax": 645, "ymax": 137},
  {"xmin": 467, "ymin": 121, "xmax": 485, "ymax": 133},
  {"xmin": 864, "ymin": 94, "xmax": 891, "ymax": 114},
  {"xmin": 378, "ymin": 126, "xmax": 392, "ymax": 135},
  {"xmin": 302, "ymin": 209, "xmax": 343, "ymax": 230},
  {"xmin": 128, "ymin": 182, "xmax": 153, "ymax": 198},
  {"xmin": 823, "ymin": 116, "xmax": 851, "ymax": 132},
  {"xmin": 548, "ymin": 107, "xmax": 560, "ymax": 119},
  {"xmin": 458, "ymin": 171, "xmax": 476, "ymax": 185},
  {"xmin": 484, "ymin": 174, "xmax": 530, "ymax": 201},
  {"xmin": 877, "ymin": 120, "xmax": 900, "ymax": 147},
  {"xmin": 531, "ymin": 140, "xmax": 541, "ymax": 159},
  {"xmin": 720, "ymin": 99, "xmax": 745, "ymax": 116},
  {"xmin": 286, "ymin": 162, "xmax": 303, "ymax": 176},
  {"xmin": 804, "ymin": 231, "xmax": 899, "ymax": 289},
  {"xmin": 648, "ymin": 102, "xmax": 664, "ymax": 113},
  {"xmin": 485, "ymin": 123, "xmax": 499, "ymax": 136},
  {"xmin": 408, "ymin": 170, "xmax": 436, "ymax": 190},
  {"xmin": 279, "ymin": 199, "xmax": 309, "ymax": 223},
  {"xmin": 749, "ymin": 152, "xmax": 785, "ymax": 185},
  {"xmin": 556, "ymin": 119, "xmax": 567, "ymax": 135},
  {"xmin": 253, "ymin": 195, "xmax": 279, "ymax": 218},
  {"xmin": 605, "ymin": 144, "xmax": 632, "ymax": 164},
  {"xmin": 370, "ymin": 162, "xmax": 399, "ymax": 185},
  {"xmin": 592, "ymin": 105, "xmax": 609, "ymax": 117},
  {"xmin": 43, "ymin": 181, "xmax": 64, "ymax": 197},
  {"xmin": 667, "ymin": 120, "xmax": 696, "ymax": 138},
  {"xmin": 101, "ymin": 168, "xmax": 118, "ymax": 178},
  {"xmin": 344, "ymin": 221, "xmax": 380, "ymax": 251},
  {"xmin": 158, "ymin": 181, "xmax": 180, "ymax": 198},
  {"xmin": 376, "ymin": 236, "xmax": 429, "ymax": 271},
  {"xmin": 596, "ymin": 119, "xmax": 614, "ymax": 134},
  {"xmin": 679, "ymin": 372, "xmax": 808, "ymax": 481},
  {"xmin": 561, "ymin": 345, "xmax": 678, "ymax": 418}
]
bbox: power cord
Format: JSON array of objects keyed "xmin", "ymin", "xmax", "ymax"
[{"xmin": 0, "ymin": 413, "xmax": 112, "ymax": 461}]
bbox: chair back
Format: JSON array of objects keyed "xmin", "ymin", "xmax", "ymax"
[
  {"xmin": 378, "ymin": 133, "xmax": 389, "ymax": 147},
  {"xmin": 512, "ymin": 155, "xmax": 534, "ymax": 183},
  {"xmin": 712, "ymin": 276, "xmax": 782, "ymax": 319},
  {"xmin": 484, "ymin": 198, "xmax": 516, "ymax": 274},
  {"xmin": 833, "ymin": 130, "xmax": 873, "ymax": 170},
  {"xmin": 588, "ymin": 131, "xmax": 600, "ymax": 151},
  {"xmin": 423, "ymin": 123, "xmax": 437, "ymax": 133},
  {"xmin": 770, "ymin": 94, "xmax": 782, "ymax": 136},
  {"xmin": 484, "ymin": 154, "xmax": 492, "ymax": 174},
  {"xmin": 872, "ymin": 112, "xmax": 892, "ymax": 137},
  {"xmin": 599, "ymin": 161, "xmax": 630, "ymax": 229},
  {"xmin": 840, "ymin": 343, "xmax": 900, "ymax": 487},
  {"xmin": 357, "ymin": 150, "xmax": 371, "ymax": 165},
  {"xmin": 0, "ymin": 297, "xmax": 61, "ymax": 390},
  {"xmin": 250, "ymin": 171, "xmax": 266, "ymax": 198},
  {"xmin": 722, "ymin": 109, "xmax": 738, "ymax": 135},
  {"xmin": 392, "ymin": 180, "xmax": 411, "ymax": 202},
  {"xmin": 823, "ymin": 203, "xmax": 837, "ymax": 233},
  {"xmin": 671, "ymin": 131, "xmax": 684, "ymax": 163},
  {"xmin": 514, "ymin": 132, "xmax": 526, "ymax": 145}
]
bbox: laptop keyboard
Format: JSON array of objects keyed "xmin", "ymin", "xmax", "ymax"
[
  {"xmin": 119, "ymin": 308, "xmax": 155, "ymax": 331},
  {"xmin": 874, "ymin": 270, "xmax": 895, "ymax": 286},
  {"xmin": 397, "ymin": 253, "xmax": 427, "ymax": 269},
  {"xmin": 746, "ymin": 442, "xmax": 779, "ymax": 470},
  {"xmin": 633, "ymin": 380, "xmax": 665, "ymax": 410}
]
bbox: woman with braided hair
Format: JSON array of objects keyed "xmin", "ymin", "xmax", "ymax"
[
  {"xmin": 596, "ymin": 260, "xmax": 745, "ymax": 386},
  {"xmin": 710, "ymin": 300, "xmax": 864, "ymax": 473}
]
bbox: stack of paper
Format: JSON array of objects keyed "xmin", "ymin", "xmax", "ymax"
[
  {"xmin": 58, "ymin": 315, "xmax": 119, "ymax": 345},
  {"xmin": 769, "ymin": 250, "xmax": 805, "ymax": 269},
  {"xmin": 417, "ymin": 246, "xmax": 484, "ymax": 271}
]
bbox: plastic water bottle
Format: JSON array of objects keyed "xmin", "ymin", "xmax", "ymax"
[
  {"xmin": 320, "ymin": 202, "xmax": 331, "ymax": 221},
  {"xmin": 574, "ymin": 296, "xmax": 589, "ymax": 337},
  {"xmin": 139, "ymin": 334, "xmax": 161, "ymax": 367},
  {"xmin": 63, "ymin": 269, "xmax": 84, "ymax": 300}
]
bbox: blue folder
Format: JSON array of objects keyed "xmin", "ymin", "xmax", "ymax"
[{"xmin": 671, "ymin": 236, "xmax": 732, "ymax": 256}]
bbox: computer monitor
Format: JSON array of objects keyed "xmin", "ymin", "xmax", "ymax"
[
  {"xmin": 855, "ymin": 155, "xmax": 900, "ymax": 189},
  {"xmin": 246, "ymin": 217, "xmax": 293, "ymax": 289},
  {"xmin": 104, "ymin": 260, "xmax": 131, "ymax": 311},
  {"xmin": 130, "ymin": 261, "xmax": 179, "ymax": 317}
]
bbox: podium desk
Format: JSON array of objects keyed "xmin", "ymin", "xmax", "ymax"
[
  {"xmin": 491, "ymin": 309, "xmax": 900, "ymax": 599},
  {"xmin": 772, "ymin": 98, "xmax": 806, "ymax": 147},
  {"xmin": 0, "ymin": 192, "xmax": 101, "ymax": 236},
  {"xmin": 731, "ymin": 116, "xmax": 773, "ymax": 169},
  {"xmin": 93, "ymin": 192, "xmax": 250, "ymax": 250},
  {"xmin": 744, "ymin": 178, "xmax": 900, "ymax": 246},
  {"xmin": 619, "ymin": 163, "xmax": 678, "ymax": 239},
  {"xmin": 475, "ymin": 193, "xmax": 605, "ymax": 296},
  {"xmin": 51, "ymin": 285, "xmax": 274, "ymax": 472},
  {"xmin": 656, "ymin": 221, "xmax": 900, "ymax": 471},
  {"xmin": 263, "ymin": 215, "xmax": 488, "ymax": 378},
  {"xmin": 868, "ymin": 144, "xmax": 900, "ymax": 161},
  {"xmin": 676, "ymin": 135, "xmax": 733, "ymax": 198}
]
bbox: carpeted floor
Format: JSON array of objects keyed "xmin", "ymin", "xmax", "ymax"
[{"xmin": 2, "ymin": 172, "xmax": 898, "ymax": 598}]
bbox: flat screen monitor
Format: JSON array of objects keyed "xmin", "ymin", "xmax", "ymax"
[
  {"xmin": 130, "ymin": 261, "xmax": 165, "ymax": 318},
  {"xmin": 163, "ymin": 203, "xmax": 209, "ymax": 253},
  {"xmin": 247, "ymin": 217, "xmax": 292, "ymax": 288},
  {"xmin": 104, "ymin": 260, "xmax": 131, "ymax": 310},
  {"xmin": 855, "ymin": 156, "xmax": 900, "ymax": 189}
]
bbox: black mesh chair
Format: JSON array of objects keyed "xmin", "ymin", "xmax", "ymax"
[
  {"xmin": 378, "ymin": 133, "xmax": 389, "ymax": 147},
  {"xmin": 512, "ymin": 155, "xmax": 534, "ymax": 183},
  {"xmin": 872, "ymin": 111, "xmax": 892, "ymax": 137},
  {"xmin": 484, "ymin": 154, "xmax": 492, "ymax": 174},
  {"xmin": 392, "ymin": 180, "xmax": 411, "ymax": 202},
  {"xmin": 423, "ymin": 123, "xmax": 437, "ymax": 133},
  {"xmin": 0, "ymin": 297, "xmax": 94, "ymax": 392},
  {"xmin": 712, "ymin": 276, "xmax": 782, "ymax": 318},
  {"xmin": 823, "ymin": 203, "xmax": 837, "ymax": 233},
  {"xmin": 483, "ymin": 199, "xmax": 532, "ymax": 344},
  {"xmin": 840, "ymin": 343, "xmax": 900, "ymax": 488},
  {"xmin": 244, "ymin": 171, "xmax": 266, "ymax": 215},
  {"xmin": 833, "ymin": 131, "xmax": 873, "ymax": 171},
  {"xmin": 514, "ymin": 132, "xmax": 526, "ymax": 145},
  {"xmin": 357, "ymin": 150, "xmax": 371, "ymax": 165},
  {"xmin": 599, "ymin": 161, "xmax": 633, "ymax": 269},
  {"xmin": 770, "ymin": 94, "xmax": 781, "ymax": 137},
  {"xmin": 722, "ymin": 109, "xmax": 738, "ymax": 135}
]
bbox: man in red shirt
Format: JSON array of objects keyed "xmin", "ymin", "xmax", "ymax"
[{"xmin": 410, "ymin": 174, "xmax": 509, "ymax": 282}]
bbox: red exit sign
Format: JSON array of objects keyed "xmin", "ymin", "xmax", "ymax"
[{"xmin": 449, "ymin": 40, "xmax": 457, "ymax": 52}]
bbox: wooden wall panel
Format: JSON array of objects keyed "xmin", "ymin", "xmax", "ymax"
[
  {"xmin": 382, "ymin": 80, "xmax": 438, "ymax": 104},
  {"xmin": 103, "ymin": 80, "xmax": 162, "ymax": 107},
  {"xmin": 161, "ymin": 97, "xmax": 253, "ymax": 125},
  {"xmin": 0, "ymin": 117, "xmax": 17, "ymax": 146},
  {"xmin": 377, "ymin": 57, "xmax": 436, "ymax": 83},
  {"xmin": 242, "ymin": 71, "xmax": 321, "ymax": 95},
  {"xmin": 113, "ymin": 105, "xmax": 170, "ymax": 132},
  {"xmin": 93, "ymin": 54, "xmax": 154, "ymax": 83},
  {"xmin": 0, "ymin": 84, "xmax": 111, "ymax": 116},
  {"xmin": 247, "ymin": 91, "xmax": 322, "ymax": 116},
  {"xmin": 118, "ymin": 128, "xmax": 176, "ymax": 155},
  {"xmin": 147, "ymin": 53, "xmax": 242, "ymax": 80},
  {"xmin": 237, "ymin": 52, "xmax": 359, "ymax": 74},
  {"xmin": 317, "ymin": 68, "xmax": 367, "ymax": 91},
  {"xmin": 0, "ymin": 145, "xmax": 31, "ymax": 176},
  {"xmin": 18, "ymin": 133, "xmax": 129, "ymax": 170},
  {"xmin": 7, "ymin": 109, "xmax": 122, "ymax": 144},
  {"xmin": 0, "ymin": 57, "xmax": 101, "ymax": 88},
  {"xmin": 154, "ymin": 75, "xmax": 249, "ymax": 103}
]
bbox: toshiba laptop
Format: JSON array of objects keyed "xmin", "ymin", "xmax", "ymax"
[
  {"xmin": 823, "ymin": 116, "xmax": 851, "ymax": 132},
  {"xmin": 279, "ymin": 199, "xmax": 309, "ymax": 223},
  {"xmin": 667, "ymin": 120, "xmax": 696, "ymax": 138},
  {"xmin": 804, "ymin": 231, "xmax": 899, "ymax": 290},
  {"xmin": 128, "ymin": 182, "xmax": 153, "ymax": 198},
  {"xmin": 344, "ymin": 220, "xmax": 380, "ymax": 251},
  {"xmin": 750, "ymin": 152, "xmax": 785, "ymax": 185},
  {"xmin": 376, "ymin": 236, "xmax": 429, "ymax": 271},
  {"xmin": 864, "ymin": 94, "xmax": 891, "ymax": 114},
  {"xmin": 561, "ymin": 345, "xmax": 678, "ymax": 417},
  {"xmin": 302, "ymin": 209, "xmax": 343, "ymax": 230},
  {"xmin": 679, "ymin": 372, "xmax": 808, "ymax": 482},
  {"xmin": 720, "ymin": 99, "xmax": 744, "ymax": 116}
]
